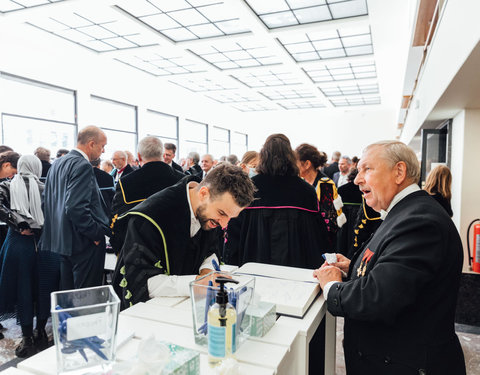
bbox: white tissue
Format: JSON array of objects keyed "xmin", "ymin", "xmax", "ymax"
[
  {"xmin": 324, "ymin": 253, "xmax": 337, "ymax": 264},
  {"xmin": 215, "ymin": 358, "xmax": 239, "ymax": 375}
]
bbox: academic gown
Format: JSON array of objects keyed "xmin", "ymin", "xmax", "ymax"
[
  {"xmin": 327, "ymin": 191, "xmax": 465, "ymax": 375},
  {"xmin": 110, "ymin": 161, "xmax": 183, "ymax": 254},
  {"xmin": 224, "ymin": 174, "xmax": 330, "ymax": 268},
  {"xmin": 112, "ymin": 176, "xmax": 222, "ymax": 308}
]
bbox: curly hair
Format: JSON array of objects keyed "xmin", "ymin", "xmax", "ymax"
[{"xmin": 200, "ymin": 163, "xmax": 255, "ymax": 207}]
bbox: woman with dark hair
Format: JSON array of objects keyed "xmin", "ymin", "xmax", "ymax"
[
  {"xmin": 224, "ymin": 134, "xmax": 329, "ymax": 267},
  {"xmin": 424, "ymin": 164, "xmax": 453, "ymax": 217},
  {"xmin": 0, "ymin": 151, "xmax": 20, "ymax": 180},
  {"xmin": 295, "ymin": 143, "xmax": 345, "ymax": 248}
]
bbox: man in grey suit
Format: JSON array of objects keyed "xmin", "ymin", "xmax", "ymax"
[{"xmin": 40, "ymin": 126, "xmax": 111, "ymax": 289}]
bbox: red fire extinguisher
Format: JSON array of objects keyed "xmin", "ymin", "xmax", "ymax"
[{"xmin": 467, "ymin": 219, "xmax": 480, "ymax": 273}]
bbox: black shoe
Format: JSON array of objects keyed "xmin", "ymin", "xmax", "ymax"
[
  {"xmin": 15, "ymin": 336, "xmax": 37, "ymax": 358},
  {"xmin": 33, "ymin": 328, "xmax": 50, "ymax": 351}
]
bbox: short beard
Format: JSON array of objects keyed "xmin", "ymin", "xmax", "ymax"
[{"xmin": 195, "ymin": 204, "xmax": 219, "ymax": 231}]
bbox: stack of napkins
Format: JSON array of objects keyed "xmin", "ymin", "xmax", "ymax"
[
  {"xmin": 162, "ymin": 342, "xmax": 200, "ymax": 375},
  {"xmin": 246, "ymin": 301, "xmax": 276, "ymax": 337}
]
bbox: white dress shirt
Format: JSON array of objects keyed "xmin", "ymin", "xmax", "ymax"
[
  {"xmin": 323, "ymin": 183, "xmax": 420, "ymax": 300},
  {"xmin": 147, "ymin": 182, "xmax": 218, "ymax": 297},
  {"xmin": 337, "ymin": 173, "xmax": 349, "ymax": 187},
  {"xmin": 73, "ymin": 148, "xmax": 89, "ymax": 161}
]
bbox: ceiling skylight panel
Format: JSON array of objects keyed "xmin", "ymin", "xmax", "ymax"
[
  {"xmin": 342, "ymin": 34, "xmax": 371, "ymax": 47},
  {"xmin": 105, "ymin": 37, "xmax": 136, "ymax": 49},
  {"xmin": 259, "ymin": 87, "xmax": 316, "ymax": 100},
  {"xmin": 215, "ymin": 61, "xmax": 239, "ymax": 69},
  {"xmin": 285, "ymin": 42, "xmax": 315, "ymax": 54},
  {"xmin": 82, "ymin": 40, "xmax": 113, "ymax": 52},
  {"xmin": 278, "ymin": 99, "xmax": 326, "ymax": 109},
  {"xmin": 55, "ymin": 29, "xmax": 92, "ymax": 44},
  {"xmin": 328, "ymin": 0, "xmax": 367, "ymax": 19},
  {"xmin": 206, "ymin": 91, "xmax": 258, "ymax": 103},
  {"xmin": 141, "ymin": 13, "xmax": 181, "ymax": 29},
  {"xmin": 161, "ymin": 28, "xmax": 197, "ymax": 41},
  {"xmin": 293, "ymin": 5, "xmax": 332, "ymax": 23},
  {"xmin": 188, "ymin": 23, "xmax": 223, "ymax": 38},
  {"xmin": 232, "ymin": 102, "xmax": 278, "ymax": 112},
  {"xmin": 149, "ymin": 0, "xmax": 190, "ymax": 12},
  {"xmin": 345, "ymin": 45, "xmax": 373, "ymax": 56},
  {"xmin": 312, "ymin": 38, "xmax": 342, "ymax": 50},
  {"xmin": 12, "ymin": 0, "xmax": 46, "ymax": 6},
  {"xmin": 120, "ymin": 1, "xmax": 159, "ymax": 17},
  {"xmin": 246, "ymin": 0, "xmax": 290, "ymax": 14},
  {"xmin": 288, "ymin": 0, "xmax": 327, "ymax": 7},
  {"xmin": 294, "ymin": 52, "xmax": 320, "ymax": 62},
  {"xmin": 169, "ymin": 8, "xmax": 208, "ymax": 25},
  {"xmin": 237, "ymin": 59, "xmax": 260, "ymax": 67},
  {"xmin": 329, "ymin": 95, "xmax": 380, "ymax": 107},
  {"xmin": 200, "ymin": 3, "xmax": 232, "ymax": 22},
  {"xmin": 318, "ymin": 49, "xmax": 345, "ymax": 59},
  {"xmin": 216, "ymin": 20, "xmax": 249, "ymax": 34},
  {"xmin": 80, "ymin": 25, "xmax": 116, "ymax": 39},
  {"xmin": 260, "ymin": 11, "xmax": 298, "ymax": 28},
  {"xmin": 0, "ymin": 1, "xmax": 23, "ymax": 12}
]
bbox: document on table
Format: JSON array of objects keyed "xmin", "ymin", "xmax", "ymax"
[{"xmin": 235, "ymin": 262, "xmax": 320, "ymax": 318}]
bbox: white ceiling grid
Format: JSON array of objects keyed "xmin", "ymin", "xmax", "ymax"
[{"xmin": 1, "ymin": 0, "xmax": 382, "ymax": 111}]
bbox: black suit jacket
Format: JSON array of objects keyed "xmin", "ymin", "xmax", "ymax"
[
  {"xmin": 112, "ymin": 164, "xmax": 134, "ymax": 181},
  {"xmin": 324, "ymin": 162, "xmax": 339, "ymax": 179},
  {"xmin": 93, "ymin": 167, "xmax": 115, "ymax": 216},
  {"xmin": 171, "ymin": 160, "xmax": 184, "ymax": 174},
  {"xmin": 327, "ymin": 190, "xmax": 465, "ymax": 375},
  {"xmin": 110, "ymin": 161, "xmax": 183, "ymax": 254},
  {"xmin": 185, "ymin": 164, "xmax": 202, "ymax": 176},
  {"xmin": 39, "ymin": 150, "xmax": 111, "ymax": 256}
]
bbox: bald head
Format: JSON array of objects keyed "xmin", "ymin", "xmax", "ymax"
[{"xmin": 76, "ymin": 126, "xmax": 107, "ymax": 161}]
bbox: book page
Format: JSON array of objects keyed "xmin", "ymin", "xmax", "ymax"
[
  {"xmin": 253, "ymin": 276, "xmax": 319, "ymax": 317},
  {"xmin": 236, "ymin": 262, "xmax": 317, "ymax": 283}
]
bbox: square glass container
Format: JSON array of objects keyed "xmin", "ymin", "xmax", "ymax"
[{"xmin": 51, "ymin": 285, "xmax": 120, "ymax": 375}]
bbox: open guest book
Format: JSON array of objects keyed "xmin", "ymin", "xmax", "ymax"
[{"xmin": 234, "ymin": 262, "xmax": 320, "ymax": 318}]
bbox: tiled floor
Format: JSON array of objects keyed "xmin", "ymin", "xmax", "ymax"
[{"xmin": 1, "ymin": 317, "xmax": 479, "ymax": 374}]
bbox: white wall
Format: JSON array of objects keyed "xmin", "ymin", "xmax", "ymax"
[
  {"xmin": 401, "ymin": 0, "xmax": 480, "ymax": 144},
  {"xmin": 244, "ymin": 108, "xmax": 397, "ymax": 158},
  {"xmin": 451, "ymin": 109, "xmax": 480, "ymax": 272}
]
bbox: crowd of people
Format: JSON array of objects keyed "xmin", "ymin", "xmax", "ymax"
[{"xmin": 0, "ymin": 127, "xmax": 465, "ymax": 374}]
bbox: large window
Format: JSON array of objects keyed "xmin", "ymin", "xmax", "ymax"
[
  {"xmin": 231, "ymin": 131, "xmax": 248, "ymax": 158},
  {"xmin": 211, "ymin": 126, "xmax": 230, "ymax": 159},
  {"xmin": 90, "ymin": 95, "xmax": 137, "ymax": 158},
  {"xmin": 0, "ymin": 73, "xmax": 76, "ymax": 155},
  {"xmin": 179, "ymin": 119, "xmax": 208, "ymax": 158},
  {"xmin": 142, "ymin": 109, "xmax": 178, "ymax": 155}
]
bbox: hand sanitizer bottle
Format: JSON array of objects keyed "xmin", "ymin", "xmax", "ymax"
[{"xmin": 208, "ymin": 277, "xmax": 238, "ymax": 366}]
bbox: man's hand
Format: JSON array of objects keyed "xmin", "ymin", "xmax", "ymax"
[
  {"xmin": 322, "ymin": 253, "xmax": 351, "ymax": 274},
  {"xmin": 94, "ymin": 240, "xmax": 100, "ymax": 246},
  {"xmin": 195, "ymin": 268, "xmax": 231, "ymax": 287},
  {"xmin": 20, "ymin": 229, "xmax": 34, "ymax": 236},
  {"xmin": 313, "ymin": 266, "xmax": 343, "ymax": 289},
  {"xmin": 196, "ymin": 268, "xmax": 212, "ymax": 279}
]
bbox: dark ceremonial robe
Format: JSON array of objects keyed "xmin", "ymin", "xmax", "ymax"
[
  {"xmin": 113, "ymin": 176, "xmax": 223, "ymax": 308},
  {"xmin": 171, "ymin": 160, "xmax": 184, "ymax": 174},
  {"xmin": 327, "ymin": 190, "xmax": 465, "ymax": 375},
  {"xmin": 185, "ymin": 164, "xmax": 202, "ymax": 176},
  {"xmin": 431, "ymin": 192, "xmax": 453, "ymax": 217},
  {"xmin": 224, "ymin": 174, "xmax": 329, "ymax": 268},
  {"xmin": 111, "ymin": 164, "xmax": 134, "ymax": 181},
  {"xmin": 110, "ymin": 161, "xmax": 183, "ymax": 254},
  {"xmin": 336, "ymin": 182, "xmax": 362, "ymax": 255}
]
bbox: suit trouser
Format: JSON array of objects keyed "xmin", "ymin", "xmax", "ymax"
[{"xmin": 60, "ymin": 240, "xmax": 106, "ymax": 290}]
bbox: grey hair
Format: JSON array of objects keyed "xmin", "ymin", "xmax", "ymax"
[
  {"xmin": 340, "ymin": 155, "xmax": 352, "ymax": 164},
  {"xmin": 113, "ymin": 150, "xmax": 127, "ymax": 160},
  {"xmin": 365, "ymin": 140, "xmax": 420, "ymax": 183},
  {"xmin": 187, "ymin": 152, "xmax": 200, "ymax": 164},
  {"xmin": 138, "ymin": 136, "xmax": 163, "ymax": 160}
]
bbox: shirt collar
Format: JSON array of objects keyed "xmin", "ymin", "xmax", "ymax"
[
  {"xmin": 118, "ymin": 165, "xmax": 127, "ymax": 174},
  {"xmin": 74, "ymin": 148, "xmax": 89, "ymax": 161},
  {"xmin": 186, "ymin": 182, "xmax": 201, "ymax": 237},
  {"xmin": 380, "ymin": 183, "xmax": 420, "ymax": 219}
]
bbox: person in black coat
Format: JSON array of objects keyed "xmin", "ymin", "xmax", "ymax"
[
  {"xmin": 184, "ymin": 152, "xmax": 202, "ymax": 176},
  {"xmin": 34, "ymin": 147, "xmax": 51, "ymax": 182},
  {"xmin": 163, "ymin": 143, "xmax": 184, "ymax": 174},
  {"xmin": 91, "ymin": 158, "xmax": 115, "ymax": 216},
  {"xmin": 224, "ymin": 134, "xmax": 329, "ymax": 268},
  {"xmin": 112, "ymin": 164, "xmax": 255, "ymax": 308},
  {"xmin": 111, "ymin": 151, "xmax": 134, "ymax": 182},
  {"xmin": 323, "ymin": 151, "xmax": 340, "ymax": 178},
  {"xmin": 110, "ymin": 137, "xmax": 183, "ymax": 255},
  {"xmin": 423, "ymin": 164, "xmax": 453, "ymax": 217},
  {"xmin": 314, "ymin": 141, "xmax": 465, "ymax": 375}
]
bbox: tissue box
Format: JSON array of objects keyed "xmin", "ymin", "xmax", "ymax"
[
  {"xmin": 189, "ymin": 271, "xmax": 255, "ymax": 347},
  {"xmin": 162, "ymin": 342, "xmax": 200, "ymax": 375},
  {"xmin": 246, "ymin": 301, "xmax": 276, "ymax": 337}
]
